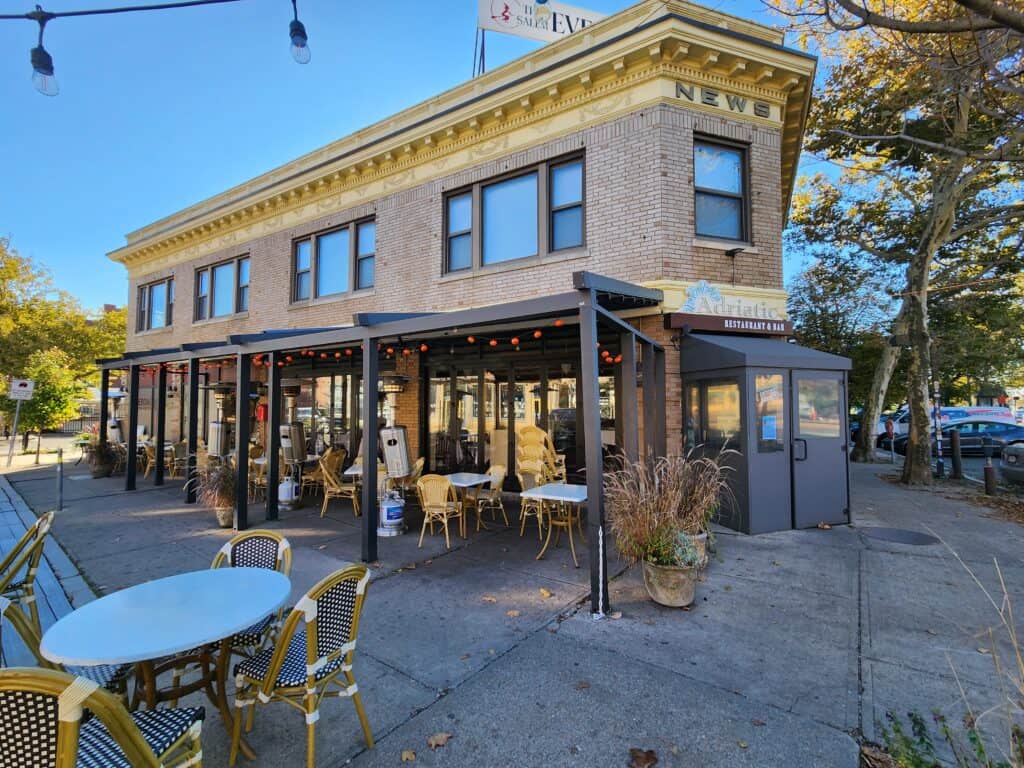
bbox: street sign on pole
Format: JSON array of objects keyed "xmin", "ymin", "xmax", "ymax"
[
  {"xmin": 7, "ymin": 379, "xmax": 35, "ymax": 401},
  {"xmin": 5, "ymin": 378, "xmax": 34, "ymax": 467}
]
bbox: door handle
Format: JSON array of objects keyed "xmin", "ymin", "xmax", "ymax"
[{"xmin": 793, "ymin": 438, "xmax": 808, "ymax": 461}]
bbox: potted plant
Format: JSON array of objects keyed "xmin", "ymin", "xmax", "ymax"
[
  {"xmin": 187, "ymin": 461, "xmax": 237, "ymax": 528},
  {"xmin": 605, "ymin": 453, "xmax": 731, "ymax": 607},
  {"xmin": 86, "ymin": 438, "xmax": 117, "ymax": 479}
]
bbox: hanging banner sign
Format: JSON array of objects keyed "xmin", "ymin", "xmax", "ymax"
[{"xmin": 478, "ymin": 0, "xmax": 606, "ymax": 43}]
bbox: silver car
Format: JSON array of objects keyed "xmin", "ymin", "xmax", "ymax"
[{"xmin": 1001, "ymin": 443, "xmax": 1024, "ymax": 485}]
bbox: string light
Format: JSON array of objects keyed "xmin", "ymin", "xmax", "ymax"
[
  {"xmin": 420, "ymin": 343, "xmax": 429, "ymax": 353},
  {"xmin": 288, "ymin": 0, "xmax": 310, "ymax": 64},
  {"xmin": 489, "ymin": 339, "xmax": 498, "ymax": 347},
  {"xmin": 467, "ymin": 336, "xmax": 476, "ymax": 344},
  {"xmin": 533, "ymin": 330, "xmax": 542, "ymax": 339}
]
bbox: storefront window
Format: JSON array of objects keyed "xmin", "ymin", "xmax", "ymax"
[
  {"xmin": 797, "ymin": 378, "xmax": 842, "ymax": 438},
  {"xmin": 686, "ymin": 383, "xmax": 701, "ymax": 450},
  {"xmin": 356, "ymin": 221, "xmax": 375, "ymax": 290},
  {"xmin": 483, "ymin": 173, "xmax": 538, "ymax": 265},
  {"xmin": 755, "ymin": 374, "xmax": 785, "ymax": 452},
  {"xmin": 694, "ymin": 140, "xmax": 746, "ymax": 240},
  {"xmin": 705, "ymin": 381, "xmax": 740, "ymax": 450},
  {"xmin": 550, "ymin": 159, "xmax": 583, "ymax": 251},
  {"xmin": 137, "ymin": 277, "xmax": 174, "ymax": 331},
  {"xmin": 446, "ymin": 194, "xmax": 472, "ymax": 272},
  {"xmin": 316, "ymin": 228, "xmax": 350, "ymax": 297}
]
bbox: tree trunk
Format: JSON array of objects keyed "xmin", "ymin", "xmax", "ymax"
[
  {"xmin": 900, "ymin": 282, "xmax": 933, "ymax": 483},
  {"xmin": 851, "ymin": 342, "xmax": 900, "ymax": 462},
  {"xmin": 34, "ymin": 431, "xmax": 42, "ymax": 466}
]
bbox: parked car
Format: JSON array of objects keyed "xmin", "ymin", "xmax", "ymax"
[
  {"xmin": 883, "ymin": 418, "xmax": 1024, "ymax": 457},
  {"xmin": 1000, "ymin": 443, "xmax": 1024, "ymax": 485}
]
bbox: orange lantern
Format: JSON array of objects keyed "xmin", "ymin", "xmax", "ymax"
[
  {"xmin": 554, "ymin": 319, "xmax": 564, "ymax": 327},
  {"xmin": 511, "ymin": 336, "xmax": 520, "ymax": 346},
  {"xmin": 420, "ymin": 343, "xmax": 429, "ymax": 353},
  {"xmin": 533, "ymin": 330, "xmax": 542, "ymax": 339},
  {"xmin": 489, "ymin": 339, "xmax": 498, "ymax": 347}
]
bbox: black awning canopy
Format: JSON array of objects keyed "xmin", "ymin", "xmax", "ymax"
[{"xmin": 680, "ymin": 333, "xmax": 852, "ymax": 373}]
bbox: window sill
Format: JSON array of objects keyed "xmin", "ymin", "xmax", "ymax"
[
  {"xmin": 439, "ymin": 247, "xmax": 590, "ymax": 284},
  {"xmin": 134, "ymin": 325, "xmax": 173, "ymax": 337},
  {"xmin": 193, "ymin": 312, "xmax": 249, "ymax": 327},
  {"xmin": 692, "ymin": 237, "xmax": 759, "ymax": 255},
  {"xmin": 288, "ymin": 288, "xmax": 376, "ymax": 311}
]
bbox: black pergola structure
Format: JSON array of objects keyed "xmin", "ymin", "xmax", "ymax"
[{"xmin": 97, "ymin": 272, "xmax": 666, "ymax": 615}]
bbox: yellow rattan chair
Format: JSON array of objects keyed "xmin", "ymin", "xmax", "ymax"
[
  {"xmin": 142, "ymin": 444, "xmax": 157, "ymax": 480},
  {"xmin": 0, "ymin": 667, "xmax": 204, "ymax": 768},
  {"xmin": 516, "ymin": 467, "xmax": 548, "ymax": 540},
  {"xmin": 471, "ymin": 464, "xmax": 509, "ymax": 529},
  {"xmin": 0, "ymin": 510, "xmax": 54, "ymax": 638},
  {"xmin": 386, "ymin": 456, "xmax": 424, "ymax": 500},
  {"xmin": 301, "ymin": 448, "xmax": 333, "ymax": 499},
  {"xmin": 415, "ymin": 475, "xmax": 463, "ymax": 549},
  {"xmin": 0, "ymin": 596, "xmax": 133, "ymax": 700},
  {"xmin": 229, "ymin": 565, "xmax": 374, "ymax": 768},
  {"xmin": 321, "ymin": 459, "xmax": 360, "ymax": 518}
]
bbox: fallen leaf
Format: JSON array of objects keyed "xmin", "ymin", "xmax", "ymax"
[
  {"xmin": 482, "ymin": 595, "xmax": 497, "ymax": 603},
  {"xmin": 926, "ymin": 628, "xmax": 938, "ymax": 636},
  {"xmin": 315, "ymin": 544, "xmax": 327, "ymax": 550},
  {"xmin": 817, "ymin": 522, "xmax": 832, "ymax": 530},
  {"xmin": 575, "ymin": 680, "xmax": 590, "ymax": 690},
  {"xmin": 608, "ymin": 610, "xmax": 623, "ymax": 620},
  {"xmin": 978, "ymin": 647, "xmax": 991, "ymax": 655},
  {"xmin": 723, "ymin": 585, "xmax": 732, "ymax": 592},
  {"xmin": 424, "ymin": 559, "xmax": 433, "ymax": 565},
  {"xmin": 643, "ymin": 619, "xmax": 656, "ymax": 626},
  {"xmin": 771, "ymin": 560, "xmax": 781, "ymax": 566},
  {"xmin": 401, "ymin": 749, "xmax": 416, "ymax": 762},
  {"xmin": 507, "ymin": 609, "xmax": 521, "ymax": 618},
  {"xmin": 669, "ymin": 744, "xmax": 680, "ymax": 756},
  {"xmin": 628, "ymin": 747, "xmax": 658, "ymax": 767},
  {"xmin": 405, "ymin": 562, "xmax": 417, "ymax": 570},
  {"xmin": 427, "ymin": 731, "xmax": 453, "ymax": 750},
  {"xmin": 752, "ymin": 719, "xmax": 766, "ymax": 727},
  {"xmin": 459, "ymin": 653, "xmax": 471, "ymax": 661},
  {"xmin": 738, "ymin": 740, "xmax": 748, "ymax": 749},
  {"xmin": 539, "ymin": 588, "xmax": 553, "ymax": 598},
  {"xmin": 488, "ymin": 648, "xmax": 495, "ymax": 655}
]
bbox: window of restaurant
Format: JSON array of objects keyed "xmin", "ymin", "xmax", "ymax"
[
  {"xmin": 292, "ymin": 218, "xmax": 375, "ymax": 302},
  {"xmin": 444, "ymin": 154, "xmax": 584, "ymax": 273},
  {"xmin": 694, "ymin": 138, "xmax": 748, "ymax": 241},
  {"xmin": 136, "ymin": 277, "xmax": 174, "ymax": 331},
  {"xmin": 194, "ymin": 256, "xmax": 249, "ymax": 321}
]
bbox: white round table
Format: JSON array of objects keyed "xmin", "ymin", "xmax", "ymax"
[{"xmin": 41, "ymin": 568, "xmax": 291, "ymax": 759}]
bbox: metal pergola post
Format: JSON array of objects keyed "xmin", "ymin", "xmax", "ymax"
[
  {"xmin": 125, "ymin": 364, "xmax": 140, "ymax": 492},
  {"xmin": 98, "ymin": 368, "xmax": 110, "ymax": 446},
  {"xmin": 654, "ymin": 346, "xmax": 667, "ymax": 457},
  {"xmin": 578, "ymin": 289, "xmax": 609, "ymax": 617},
  {"xmin": 234, "ymin": 353, "xmax": 251, "ymax": 531},
  {"xmin": 186, "ymin": 358, "xmax": 200, "ymax": 504},
  {"xmin": 266, "ymin": 352, "xmax": 281, "ymax": 521},
  {"xmin": 619, "ymin": 333, "xmax": 639, "ymax": 463},
  {"xmin": 641, "ymin": 344, "xmax": 656, "ymax": 460},
  {"xmin": 360, "ymin": 338, "xmax": 379, "ymax": 563},
  {"xmin": 155, "ymin": 364, "xmax": 166, "ymax": 486}
]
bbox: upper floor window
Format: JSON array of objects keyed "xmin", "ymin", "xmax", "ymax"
[
  {"xmin": 445, "ymin": 154, "xmax": 584, "ymax": 273},
  {"xmin": 292, "ymin": 218, "xmax": 374, "ymax": 302},
  {"xmin": 694, "ymin": 139, "xmax": 747, "ymax": 241},
  {"xmin": 137, "ymin": 277, "xmax": 174, "ymax": 332},
  {"xmin": 195, "ymin": 255, "xmax": 249, "ymax": 321}
]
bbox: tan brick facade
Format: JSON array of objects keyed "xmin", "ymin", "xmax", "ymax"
[{"xmin": 125, "ymin": 104, "xmax": 782, "ymax": 355}]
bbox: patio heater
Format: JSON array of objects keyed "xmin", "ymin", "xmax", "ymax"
[
  {"xmin": 379, "ymin": 374, "xmax": 410, "ymax": 536},
  {"xmin": 277, "ymin": 378, "xmax": 310, "ymax": 511},
  {"xmin": 204, "ymin": 383, "xmax": 235, "ymax": 457}
]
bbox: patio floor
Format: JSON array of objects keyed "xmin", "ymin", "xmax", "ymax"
[{"xmin": 4, "ymin": 462, "xmax": 1023, "ymax": 766}]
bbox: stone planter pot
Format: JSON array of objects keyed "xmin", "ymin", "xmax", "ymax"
[
  {"xmin": 641, "ymin": 560, "xmax": 698, "ymax": 608},
  {"xmin": 691, "ymin": 532, "xmax": 708, "ymax": 565},
  {"xmin": 214, "ymin": 506, "xmax": 234, "ymax": 528}
]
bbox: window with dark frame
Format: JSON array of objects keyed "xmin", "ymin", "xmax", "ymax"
[
  {"xmin": 291, "ymin": 218, "xmax": 375, "ymax": 303},
  {"xmin": 136, "ymin": 276, "xmax": 174, "ymax": 332},
  {"xmin": 694, "ymin": 139, "xmax": 748, "ymax": 241},
  {"xmin": 444, "ymin": 153, "xmax": 585, "ymax": 274},
  {"xmin": 194, "ymin": 255, "xmax": 249, "ymax": 321}
]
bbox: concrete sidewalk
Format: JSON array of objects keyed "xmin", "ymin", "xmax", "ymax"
[{"xmin": 4, "ymin": 461, "xmax": 1022, "ymax": 766}]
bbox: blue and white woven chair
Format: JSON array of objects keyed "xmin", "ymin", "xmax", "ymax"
[
  {"xmin": 229, "ymin": 564, "xmax": 374, "ymax": 768},
  {"xmin": 0, "ymin": 511, "xmax": 54, "ymax": 638},
  {"xmin": 167, "ymin": 531, "xmax": 292, "ymax": 705},
  {"xmin": 0, "ymin": 667, "xmax": 204, "ymax": 768},
  {"xmin": 0, "ymin": 596, "xmax": 133, "ymax": 700}
]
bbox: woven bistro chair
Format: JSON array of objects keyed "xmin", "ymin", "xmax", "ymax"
[
  {"xmin": 386, "ymin": 456, "xmax": 424, "ymax": 501},
  {"xmin": 415, "ymin": 475, "xmax": 463, "ymax": 549},
  {"xmin": 0, "ymin": 667, "xmax": 204, "ymax": 768},
  {"xmin": 166, "ymin": 531, "xmax": 292, "ymax": 706},
  {"xmin": 229, "ymin": 565, "xmax": 374, "ymax": 768},
  {"xmin": 0, "ymin": 510, "xmax": 54, "ymax": 638},
  {"xmin": 247, "ymin": 459, "xmax": 267, "ymax": 502},
  {"xmin": 300, "ymin": 448, "xmax": 333, "ymax": 499},
  {"xmin": 0, "ymin": 596, "xmax": 133, "ymax": 700},
  {"xmin": 321, "ymin": 458, "xmax": 361, "ymax": 518},
  {"xmin": 515, "ymin": 466, "xmax": 549, "ymax": 540},
  {"xmin": 141, "ymin": 444, "xmax": 157, "ymax": 480},
  {"xmin": 472, "ymin": 464, "xmax": 509, "ymax": 529}
]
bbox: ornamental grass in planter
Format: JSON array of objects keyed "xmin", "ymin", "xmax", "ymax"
[
  {"xmin": 86, "ymin": 439, "xmax": 117, "ymax": 479},
  {"xmin": 604, "ymin": 451, "xmax": 733, "ymax": 607},
  {"xmin": 186, "ymin": 461, "xmax": 237, "ymax": 528}
]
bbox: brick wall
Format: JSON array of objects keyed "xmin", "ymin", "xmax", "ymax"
[{"xmin": 124, "ymin": 103, "xmax": 783, "ymax": 353}]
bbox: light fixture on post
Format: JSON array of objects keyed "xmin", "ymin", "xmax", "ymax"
[
  {"xmin": 28, "ymin": 5, "xmax": 57, "ymax": 96},
  {"xmin": 380, "ymin": 374, "xmax": 408, "ymax": 429},
  {"xmin": 288, "ymin": 0, "xmax": 310, "ymax": 64},
  {"xmin": 725, "ymin": 247, "xmax": 744, "ymax": 285}
]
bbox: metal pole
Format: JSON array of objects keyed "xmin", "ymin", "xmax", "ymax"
[
  {"xmin": 266, "ymin": 352, "xmax": 281, "ymax": 521},
  {"xmin": 125, "ymin": 364, "xmax": 140, "ymax": 492},
  {"xmin": 98, "ymin": 368, "xmax": 109, "ymax": 446},
  {"xmin": 360, "ymin": 337, "xmax": 379, "ymax": 563},
  {"xmin": 932, "ymin": 379, "xmax": 944, "ymax": 478},
  {"xmin": 234, "ymin": 354, "xmax": 251, "ymax": 531},
  {"xmin": 186, "ymin": 359, "xmax": 200, "ymax": 504},
  {"xmin": 56, "ymin": 447, "xmax": 63, "ymax": 511},
  {"xmin": 155, "ymin": 364, "xmax": 167, "ymax": 486},
  {"xmin": 6, "ymin": 400, "xmax": 22, "ymax": 468},
  {"xmin": 983, "ymin": 436, "xmax": 997, "ymax": 495},
  {"xmin": 950, "ymin": 429, "xmax": 962, "ymax": 480},
  {"xmin": 619, "ymin": 333, "xmax": 639, "ymax": 463}
]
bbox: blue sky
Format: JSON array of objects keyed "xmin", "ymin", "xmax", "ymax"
[{"xmin": 0, "ymin": 0, "xmax": 794, "ymax": 311}]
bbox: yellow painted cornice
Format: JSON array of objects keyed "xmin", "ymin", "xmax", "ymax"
[{"xmin": 109, "ymin": 0, "xmax": 815, "ymax": 275}]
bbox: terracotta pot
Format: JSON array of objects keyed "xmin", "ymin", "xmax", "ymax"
[
  {"xmin": 641, "ymin": 560, "xmax": 698, "ymax": 608},
  {"xmin": 214, "ymin": 506, "xmax": 234, "ymax": 528}
]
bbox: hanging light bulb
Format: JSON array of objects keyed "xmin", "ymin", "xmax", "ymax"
[
  {"xmin": 289, "ymin": 0, "xmax": 311, "ymax": 64},
  {"xmin": 29, "ymin": 8, "xmax": 58, "ymax": 97}
]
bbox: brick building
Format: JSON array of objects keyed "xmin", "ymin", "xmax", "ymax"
[{"xmin": 100, "ymin": 0, "xmax": 850, "ymax": 611}]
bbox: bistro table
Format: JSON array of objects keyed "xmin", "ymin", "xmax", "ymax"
[
  {"xmin": 41, "ymin": 567, "xmax": 291, "ymax": 761},
  {"xmin": 445, "ymin": 472, "xmax": 496, "ymax": 536},
  {"xmin": 520, "ymin": 482, "xmax": 587, "ymax": 567}
]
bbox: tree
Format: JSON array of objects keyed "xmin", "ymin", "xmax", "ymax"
[
  {"xmin": 776, "ymin": 0, "xmax": 1024, "ymax": 481},
  {"xmin": 793, "ymin": 0, "xmax": 1024, "ymax": 36},
  {"xmin": 1, "ymin": 349, "xmax": 83, "ymax": 463}
]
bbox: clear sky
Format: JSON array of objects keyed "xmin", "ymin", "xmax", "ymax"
[{"xmin": 0, "ymin": 0, "xmax": 792, "ymax": 311}]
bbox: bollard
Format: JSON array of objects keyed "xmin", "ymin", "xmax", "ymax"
[
  {"xmin": 982, "ymin": 436, "xmax": 997, "ymax": 495},
  {"xmin": 56, "ymin": 447, "xmax": 64, "ymax": 511},
  {"xmin": 950, "ymin": 429, "xmax": 963, "ymax": 480}
]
